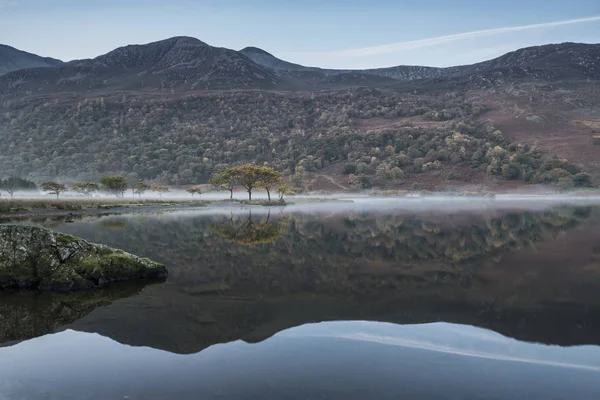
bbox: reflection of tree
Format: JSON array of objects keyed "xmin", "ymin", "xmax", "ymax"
[
  {"xmin": 213, "ymin": 211, "xmax": 284, "ymax": 245},
  {"xmin": 99, "ymin": 218, "xmax": 128, "ymax": 229},
  {"xmin": 57, "ymin": 205, "xmax": 596, "ymax": 295}
]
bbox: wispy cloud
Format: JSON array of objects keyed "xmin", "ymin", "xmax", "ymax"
[{"xmin": 330, "ymin": 15, "xmax": 600, "ymax": 57}]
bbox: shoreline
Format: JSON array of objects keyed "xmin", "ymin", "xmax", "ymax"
[{"xmin": 0, "ymin": 201, "xmax": 210, "ymax": 222}]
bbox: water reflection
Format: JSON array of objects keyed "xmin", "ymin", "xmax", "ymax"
[
  {"xmin": 0, "ymin": 281, "xmax": 161, "ymax": 346},
  {"xmin": 1, "ymin": 204, "xmax": 600, "ymax": 353},
  {"xmin": 212, "ymin": 211, "xmax": 286, "ymax": 245},
  {"xmin": 1, "ymin": 321, "xmax": 599, "ymax": 400}
]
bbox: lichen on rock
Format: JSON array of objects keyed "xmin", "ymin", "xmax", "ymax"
[{"xmin": 0, "ymin": 225, "xmax": 167, "ymax": 291}]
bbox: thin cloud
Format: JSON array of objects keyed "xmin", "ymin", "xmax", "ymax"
[{"xmin": 329, "ymin": 15, "xmax": 600, "ymax": 57}]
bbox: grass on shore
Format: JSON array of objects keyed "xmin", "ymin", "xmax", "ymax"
[{"xmin": 0, "ymin": 198, "xmax": 206, "ymax": 213}]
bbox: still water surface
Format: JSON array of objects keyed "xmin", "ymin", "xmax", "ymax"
[{"xmin": 1, "ymin": 200, "xmax": 600, "ymax": 399}]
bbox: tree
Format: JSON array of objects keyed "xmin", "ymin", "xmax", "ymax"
[
  {"xmin": 152, "ymin": 184, "xmax": 169, "ymax": 198},
  {"xmin": 71, "ymin": 182, "xmax": 99, "ymax": 197},
  {"xmin": 256, "ymin": 166, "xmax": 282, "ymax": 201},
  {"xmin": 209, "ymin": 168, "xmax": 237, "ymax": 200},
  {"xmin": 126, "ymin": 173, "xmax": 140, "ymax": 198},
  {"xmin": 231, "ymin": 164, "xmax": 271, "ymax": 201},
  {"xmin": 1, "ymin": 178, "xmax": 17, "ymax": 199},
  {"xmin": 40, "ymin": 181, "xmax": 68, "ymax": 199},
  {"xmin": 186, "ymin": 186, "xmax": 202, "ymax": 197},
  {"xmin": 573, "ymin": 172, "xmax": 593, "ymax": 188},
  {"xmin": 277, "ymin": 183, "xmax": 295, "ymax": 200},
  {"xmin": 134, "ymin": 180, "xmax": 151, "ymax": 198},
  {"xmin": 0, "ymin": 176, "xmax": 36, "ymax": 198},
  {"xmin": 557, "ymin": 177, "xmax": 574, "ymax": 192},
  {"xmin": 100, "ymin": 175, "xmax": 128, "ymax": 198},
  {"xmin": 343, "ymin": 163, "xmax": 357, "ymax": 175},
  {"xmin": 502, "ymin": 163, "xmax": 522, "ymax": 180}
]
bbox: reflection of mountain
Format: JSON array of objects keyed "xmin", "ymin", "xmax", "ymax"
[
  {"xmin": 2, "ymin": 206, "xmax": 599, "ymax": 352},
  {"xmin": 0, "ymin": 281, "xmax": 159, "ymax": 345},
  {"xmin": 2, "ymin": 322, "xmax": 599, "ymax": 400}
]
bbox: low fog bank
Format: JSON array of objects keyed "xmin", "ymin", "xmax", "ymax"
[
  {"xmin": 5, "ymin": 189, "xmax": 600, "ymax": 217},
  {"xmin": 153, "ymin": 193, "xmax": 600, "ymax": 220},
  {"xmin": 6, "ymin": 187, "xmax": 600, "ymax": 201}
]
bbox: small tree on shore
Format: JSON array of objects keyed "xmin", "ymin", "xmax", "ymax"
[
  {"xmin": 134, "ymin": 180, "xmax": 151, "ymax": 198},
  {"xmin": 100, "ymin": 175, "xmax": 128, "ymax": 198},
  {"xmin": 0, "ymin": 176, "xmax": 36, "ymax": 199},
  {"xmin": 256, "ymin": 166, "xmax": 283, "ymax": 201},
  {"xmin": 277, "ymin": 183, "xmax": 295, "ymax": 200},
  {"xmin": 231, "ymin": 164, "xmax": 264, "ymax": 201},
  {"xmin": 152, "ymin": 184, "xmax": 169, "ymax": 199},
  {"xmin": 1, "ymin": 178, "xmax": 17, "ymax": 199},
  {"xmin": 40, "ymin": 181, "xmax": 68, "ymax": 199},
  {"xmin": 186, "ymin": 186, "xmax": 202, "ymax": 197},
  {"xmin": 210, "ymin": 168, "xmax": 237, "ymax": 200},
  {"xmin": 71, "ymin": 182, "xmax": 99, "ymax": 197}
]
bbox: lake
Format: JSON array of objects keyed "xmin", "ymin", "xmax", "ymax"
[{"xmin": 1, "ymin": 198, "xmax": 600, "ymax": 399}]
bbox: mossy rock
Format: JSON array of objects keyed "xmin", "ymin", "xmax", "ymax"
[{"xmin": 0, "ymin": 225, "xmax": 167, "ymax": 291}]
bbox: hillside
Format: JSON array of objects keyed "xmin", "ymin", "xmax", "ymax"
[
  {"xmin": 0, "ymin": 44, "xmax": 63, "ymax": 76},
  {"xmin": 0, "ymin": 38, "xmax": 599, "ymax": 189}
]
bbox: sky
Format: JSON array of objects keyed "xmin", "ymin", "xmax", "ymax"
[{"xmin": 1, "ymin": 0, "xmax": 600, "ymax": 69}]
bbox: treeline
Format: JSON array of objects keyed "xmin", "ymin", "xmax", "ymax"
[
  {"xmin": 0, "ymin": 89, "xmax": 592, "ymax": 189},
  {"xmin": 31, "ymin": 176, "xmax": 173, "ymax": 199},
  {"xmin": 2, "ymin": 164, "xmax": 288, "ymax": 200}
]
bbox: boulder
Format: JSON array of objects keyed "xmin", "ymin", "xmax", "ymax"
[{"xmin": 0, "ymin": 225, "xmax": 167, "ymax": 290}]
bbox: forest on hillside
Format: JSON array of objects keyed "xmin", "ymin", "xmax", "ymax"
[{"xmin": 0, "ymin": 88, "xmax": 591, "ymax": 189}]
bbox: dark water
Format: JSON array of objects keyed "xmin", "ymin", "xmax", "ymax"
[{"xmin": 2, "ymin": 201, "xmax": 600, "ymax": 399}]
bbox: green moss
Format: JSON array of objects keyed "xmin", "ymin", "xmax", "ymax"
[
  {"xmin": 55, "ymin": 233, "xmax": 80, "ymax": 245},
  {"xmin": 78, "ymin": 256, "xmax": 102, "ymax": 272}
]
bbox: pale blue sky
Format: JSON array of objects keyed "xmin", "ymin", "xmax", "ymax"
[{"xmin": 1, "ymin": 0, "xmax": 600, "ymax": 68}]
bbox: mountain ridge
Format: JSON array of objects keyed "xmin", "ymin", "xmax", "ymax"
[
  {"xmin": 0, "ymin": 44, "xmax": 63, "ymax": 76},
  {"xmin": 1, "ymin": 38, "xmax": 599, "ymax": 96}
]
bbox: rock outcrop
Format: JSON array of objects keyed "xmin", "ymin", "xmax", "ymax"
[{"xmin": 0, "ymin": 225, "xmax": 167, "ymax": 290}]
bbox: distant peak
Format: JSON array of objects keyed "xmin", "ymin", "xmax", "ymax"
[
  {"xmin": 135, "ymin": 36, "xmax": 209, "ymax": 49},
  {"xmin": 240, "ymin": 47, "xmax": 274, "ymax": 56},
  {"xmin": 168, "ymin": 36, "xmax": 209, "ymax": 46}
]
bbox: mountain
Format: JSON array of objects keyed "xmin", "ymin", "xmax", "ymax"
[
  {"xmin": 0, "ymin": 37, "xmax": 281, "ymax": 95},
  {"xmin": 242, "ymin": 42, "xmax": 600, "ymax": 83},
  {"xmin": 0, "ymin": 44, "xmax": 63, "ymax": 76},
  {"xmin": 240, "ymin": 46, "xmax": 324, "ymax": 73},
  {"xmin": 3, "ymin": 39, "xmax": 599, "ymax": 97},
  {"xmin": 0, "ymin": 37, "xmax": 599, "ymax": 189}
]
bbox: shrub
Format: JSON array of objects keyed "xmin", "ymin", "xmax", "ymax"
[
  {"xmin": 573, "ymin": 172, "xmax": 593, "ymax": 187},
  {"xmin": 342, "ymin": 163, "xmax": 357, "ymax": 175}
]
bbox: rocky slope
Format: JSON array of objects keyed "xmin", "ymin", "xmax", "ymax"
[
  {"xmin": 0, "ymin": 225, "xmax": 167, "ymax": 290},
  {"xmin": 0, "ymin": 44, "xmax": 63, "ymax": 76}
]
